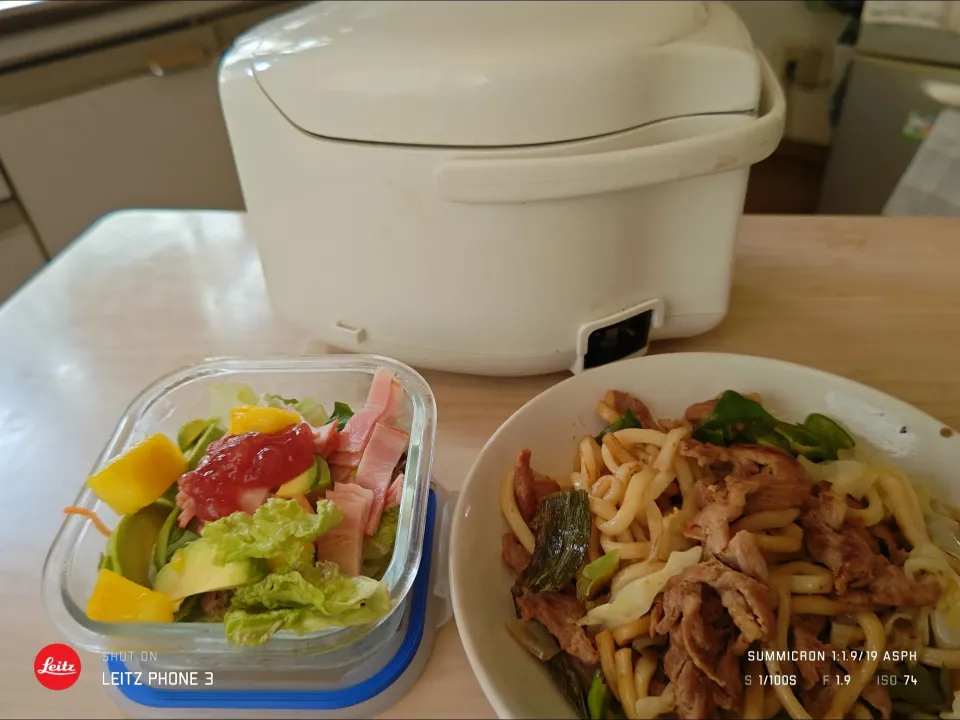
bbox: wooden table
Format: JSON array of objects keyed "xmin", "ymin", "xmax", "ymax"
[{"xmin": 2, "ymin": 210, "xmax": 959, "ymax": 718}]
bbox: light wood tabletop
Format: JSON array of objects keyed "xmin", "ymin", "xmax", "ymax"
[{"xmin": 2, "ymin": 210, "xmax": 959, "ymax": 718}]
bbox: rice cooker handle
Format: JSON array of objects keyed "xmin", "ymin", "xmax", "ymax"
[{"xmin": 435, "ymin": 52, "xmax": 785, "ymax": 204}]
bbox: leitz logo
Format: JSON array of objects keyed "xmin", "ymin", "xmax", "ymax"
[
  {"xmin": 34, "ymin": 644, "xmax": 82, "ymax": 690},
  {"xmin": 38, "ymin": 658, "xmax": 77, "ymax": 675}
]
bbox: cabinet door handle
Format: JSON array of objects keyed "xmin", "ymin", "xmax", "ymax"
[{"xmin": 147, "ymin": 44, "xmax": 210, "ymax": 77}]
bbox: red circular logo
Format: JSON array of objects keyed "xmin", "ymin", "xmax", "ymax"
[{"xmin": 34, "ymin": 644, "xmax": 81, "ymax": 691}]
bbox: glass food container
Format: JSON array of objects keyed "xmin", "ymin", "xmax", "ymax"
[{"xmin": 42, "ymin": 355, "xmax": 437, "ymax": 671}]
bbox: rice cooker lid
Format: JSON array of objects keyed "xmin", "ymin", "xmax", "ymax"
[{"xmin": 249, "ymin": 1, "xmax": 762, "ymax": 147}]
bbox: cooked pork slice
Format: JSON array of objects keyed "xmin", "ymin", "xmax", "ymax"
[
  {"xmin": 869, "ymin": 520, "xmax": 909, "ymax": 566},
  {"xmin": 609, "ymin": 390, "xmax": 660, "ymax": 430},
  {"xmin": 723, "ymin": 530, "xmax": 769, "ymax": 581},
  {"xmin": 792, "ymin": 624, "xmax": 835, "ymax": 690},
  {"xmin": 802, "ymin": 491, "xmax": 879, "ymax": 593},
  {"xmin": 684, "ymin": 398, "xmax": 719, "ymax": 425},
  {"xmin": 512, "ymin": 449, "xmax": 562, "ymax": 523},
  {"xmin": 685, "ymin": 473, "xmax": 770, "ymax": 579},
  {"xmin": 501, "ymin": 532, "xmax": 532, "ymax": 576},
  {"xmin": 515, "ymin": 589, "xmax": 598, "ymax": 665},
  {"xmin": 868, "ymin": 561, "xmax": 941, "ymax": 607},
  {"xmin": 664, "ymin": 630, "xmax": 714, "ymax": 720}
]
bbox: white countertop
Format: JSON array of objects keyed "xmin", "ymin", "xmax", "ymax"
[{"xmin": 5, "ymin": 209, "xmax": 960, "ymax": 717}]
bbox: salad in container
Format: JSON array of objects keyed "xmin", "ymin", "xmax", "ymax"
[{"xmin": 42, "ymin": 356, "xmax": 436, "ymax": 661}]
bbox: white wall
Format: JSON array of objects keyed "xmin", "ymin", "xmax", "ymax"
[{"xmin": 725, "ymin": 0, "xmax": 851, "ymax": 146}]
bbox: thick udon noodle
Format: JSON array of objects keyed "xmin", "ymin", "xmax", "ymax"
[{"xmin": 500, "ymin": 393, "xmax": 960, "ymax": 720}]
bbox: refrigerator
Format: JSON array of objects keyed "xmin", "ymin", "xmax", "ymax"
[{"xmin": 818, "ymin": 17, "xmax": 960, "ymax": 214}]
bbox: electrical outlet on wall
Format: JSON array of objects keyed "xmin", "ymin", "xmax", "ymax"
[{"xmin": 782, "ymin": 44, "xmax": 827, "ymax": 90}]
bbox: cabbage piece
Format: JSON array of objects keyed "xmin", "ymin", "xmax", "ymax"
[
  {"xmin": 798, "ymin": 457, "xmax": 876, "ymax": 498},
  {"xmin": 927, "ymin": 500, "xmax": 960, "ymax": 561},
  {"xmin": 634, "ymin": 684, "xmax": 676, "ymax": 719},
  {"xmin": 578, "ymin": 546, "xmax": 702, "ymax": 629},
  {"xmin": 201, "ymin": 498, "xmax": 342, "ymax": 568},
  {"xmin": 941, "ymin": 690, "xmax": 960, "ymax": 719}
]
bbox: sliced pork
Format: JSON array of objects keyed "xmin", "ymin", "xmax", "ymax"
[
  {"xmin": 652, "ymin": 559, "xmax": 778, "ymax": 719},
  {"xmin": 353, "ymin": 422, "xmax": 410, "ymax": 535},
  {"xmin": 609, "ymin": 390, "xmax": 660, "ymax": 430},
  {"xmin": 792, "ymin": 623, "xmax": 834, "ymax": 690},
  {"xmin": 868, "ymin": 561, "xmax": 941, "ymax": 607},
  {"xmin": 653, "ymin": 559, "xmax": 778, "ymax": 654},
  {"xmin": 802, "ymin": 491, "xmax": 879, "ymax": 593},
  {"xmin": 869, "ymin": 520, "xmax": 909, "ymax": 566},
  {"xmin": 681, "ymin": 440, "xmax": 812, "ymax": 514},
  {"xmin": 515, "ymin": 589, "xmax": 598, "ymax": 665},
  {"xmin": 502, "ymin": 532, "xmax": 532, "ymax": 576},
  {"xmin": 684, "ymin": 398, "xmax": 719, "ymax": 425},
  {"xmin": 684, "ymin": 473, "xmax": 768, "ymax": 579},
  {"xmin": 513, "ymin": 449, "xmax": 562, "ymax": 523}
]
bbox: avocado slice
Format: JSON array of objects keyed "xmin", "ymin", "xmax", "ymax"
[
  {"xmin": 153, "ymin": 537, "xmax": 264, "ymax": 607},
  {"xmin": 183, "ymin": 422, "xmax": 225, "ymax": 470},
  {"xmin": 153, "ymin": 506, "xmax": 201, "ymax": 571},
  {"xmin": 275, "ymin": 458, "xmax": 325, "ymax": 498},
  {"xmin": 105, "ymin": 503, "xmax": 171, "ymax": 588},
  {"xmin": 155, "ymin": 484, "xmax": 178, "ymax": 509},
  {"xmin": 177, "ymin": 419, "xmax": 212, "ymax": 452}
]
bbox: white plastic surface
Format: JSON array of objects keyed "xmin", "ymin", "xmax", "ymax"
[
  {"xmin": 247, "ymin": 1, "xmax": 760, "ymax": 146},
  {"xmin": 220, "ymin": 14, "xmax": 784, "ymax": 377},
  {"xmin": 449, "ymin": 352, "xmax": 960, "ymax": 718}
]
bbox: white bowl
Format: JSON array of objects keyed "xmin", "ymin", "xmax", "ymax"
[{"xmin": 449, "ymin": 352, "xmax": 960, "ymax": 719}]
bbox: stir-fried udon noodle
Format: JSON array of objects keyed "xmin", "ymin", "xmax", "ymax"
[{"xmin": 499, "ymin": 389, "xmax": 960, "ymax": 720}]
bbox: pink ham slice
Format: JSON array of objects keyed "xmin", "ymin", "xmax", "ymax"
[
  {"xmin": 329, "ymin": 449, "xmax": 363, "ymax": 468},
  {"xmin": 315, "ymin": 492, "xmax": 366, "ymax": 576},
  {"xmin": 329, "ymin": 464, "xmax": 355, "ymax": 485},
  {"xmin": 381, "ymin": 381, "xmax": 405, "ymax": 425},
  {"xmin": 385, "ymin": 474, "xmax": 404, "ymax": 509},
  {"xmin": 332, "ymin": 483, "xmax": 374, "ymax": 530},
  {"xmin": 238, "ymin": 487, "xmax": 271, "ymax": 514},
  {"xmin": 338, "ymin": 368, "xmax": 400, "ymax": 460},
  {"xmin": 312, "ymin": 420, "xmax": 341, "ymax": 458},
  {"xmin": 354, "ymin": 423, "xmax": 410, "ymax": 535}
]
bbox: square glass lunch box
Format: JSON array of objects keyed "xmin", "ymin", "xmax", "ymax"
[{"xmin": 41, "ymin": 355, "xmax": 437, "ymax": 670}]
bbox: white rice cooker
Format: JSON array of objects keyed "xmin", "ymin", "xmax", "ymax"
[{"xmin": 219, "ymin": 0, "xmax": 785, "ymax": 377}]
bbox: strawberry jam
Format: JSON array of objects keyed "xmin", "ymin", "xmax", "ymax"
[{"xmin": 178, "ymin": 422, "xmax": 315, "ymax": 522}]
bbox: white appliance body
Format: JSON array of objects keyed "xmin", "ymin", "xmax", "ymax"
[{"xmin": 220, "ymin": 1, "xmax": 785, "ymax": 376}]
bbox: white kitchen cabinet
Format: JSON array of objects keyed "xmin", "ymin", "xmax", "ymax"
[
  {"xmin": 0, "ymin": 201, "xmax": 46, "ymax": 304},
  {"xmin": 0, "ymin": 24, "xmax": 247, "ymax": 257}
]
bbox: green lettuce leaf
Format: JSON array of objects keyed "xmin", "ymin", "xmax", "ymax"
[
  {"xmin": 224, "ymin": 563, "xmax": 391, "ymax": 646},
  {"xmin": 293, "ymin": 398, "xmax": 328, "ymax": 427},
  {"xmin": 329, "ymin": 402, "xmax": 355, "ymax": 431},
  {"xmin": 208, "ymin": 382, "xmax": 261, "ymax": 426},
  {"xmin": 201, "ymin": 498, "xmax": 342, "ymax": 568},
  {"xmin": 208, "ymin": 384, "xmax": 329, "ymax": 428},
  {"xmin": 364, "ymin": 505, "xmax": 400, "ymax": 560},
  {"xmin": 362, "ymin": 506, "xmax": 400, "ymax": 578}
]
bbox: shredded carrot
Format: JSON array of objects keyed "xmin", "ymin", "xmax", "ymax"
[
  {"xmin": 63, "ymin": 506, "xmax": 112, "ymax": 537},
  {"xmin": 294, "ymin": 495, "xmax": 315, "ymax": 514}
]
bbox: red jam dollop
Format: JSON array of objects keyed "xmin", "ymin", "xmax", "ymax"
[{"xmin": 178, "ymin": 422, "xmax": 315, "ymax": 522}]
